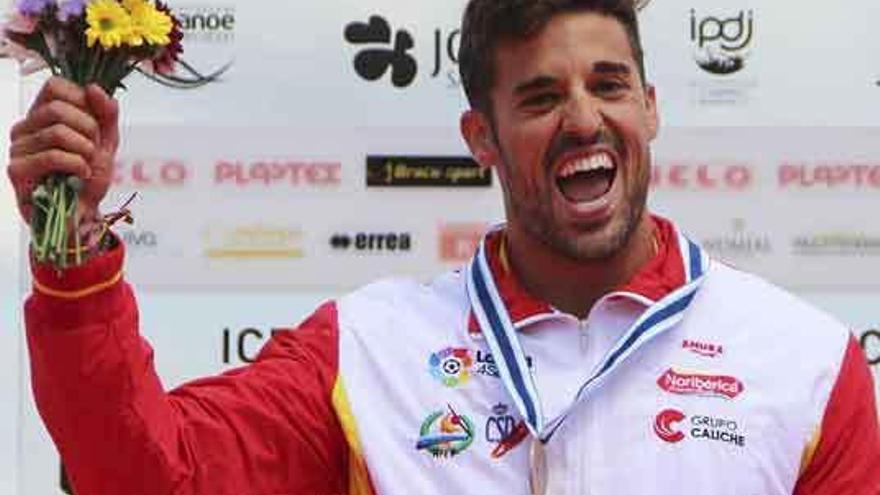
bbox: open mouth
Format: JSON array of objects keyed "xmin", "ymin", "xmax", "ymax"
[{"xmin": 555, "ymin": 152, "xmax": 616, "ymax": 204}]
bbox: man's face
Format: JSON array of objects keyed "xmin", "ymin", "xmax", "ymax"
[{"xmin": 470, "ymin": 12, "xmax": 658, "ymax": 261}]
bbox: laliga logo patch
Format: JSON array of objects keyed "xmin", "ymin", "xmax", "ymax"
[
  {"xmin": 657, "ymin": 368, "xmax": 744, "ymax": 399},
  {"xmin": 654, "ymin": 409, "xmax": 686, "ymax": 443},
  {"xmin": 428, "ymin": 347, "xmax": 473, "ymax": 387}
]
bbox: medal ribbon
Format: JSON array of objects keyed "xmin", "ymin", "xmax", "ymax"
[{"xmin": 466, "ymin": 226, "xmax": 709, "ymax": 442}]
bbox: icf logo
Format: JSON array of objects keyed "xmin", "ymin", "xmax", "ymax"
[
  {"xmin": 343, "ymin": 15, "xmax": 460, "ymax": 89},
  {"xmin": 690, "ymin": 9, "xmax": 754, "ymax": 75}
]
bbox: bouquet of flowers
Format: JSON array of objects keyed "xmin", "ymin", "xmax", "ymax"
[{"xmin": 1, "ymin": 0, "xmax": 184, "ymax": 269}]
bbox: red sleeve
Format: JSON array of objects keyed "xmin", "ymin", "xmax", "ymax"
[
  {"xmin": 25, "ymin": 245, "xmax": 347, "ymax": 495},
  {"xmin": 793, "ymin": 336, "xmax": 880, "ymax": 495}
]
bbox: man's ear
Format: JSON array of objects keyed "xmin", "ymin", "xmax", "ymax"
[
  {"xmin": 644, "ymin": 84, "xmax": 659, "ymax": 140},
  {"xmin": 460, "ymin": 109, "xmax": 501, "ymax": 169}
]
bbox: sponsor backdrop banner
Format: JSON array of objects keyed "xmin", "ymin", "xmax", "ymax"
[{"xmin": 7, "ymin": 0, "xmax": 880, "ymax": 492}]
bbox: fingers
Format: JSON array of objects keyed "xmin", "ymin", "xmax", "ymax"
[
  {"xmin": 10, "ymin": 98, "xmax": 99, "ymax": 144},
  {"xmin": 8, "ymin": 151, "xmax": 91, "ymax": 186},
  {"xmin": 86, "ymin": 84, "xmax": 119, "ymax": 152},
  {"xmin": 29, "ymin": 77, "xmax": 89, "ymax": 114},
  {"xmin": 10, "ymin": 123, "xmax": 96, "ymax": 162}
]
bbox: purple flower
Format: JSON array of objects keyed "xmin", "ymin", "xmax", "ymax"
[
  {"xmin": 57, "ymin": 0, "xmax": 87, "ymax": 21},
  {"xmin": 15, "ymin": 0, "xmax": 55, "ymax": 16}
]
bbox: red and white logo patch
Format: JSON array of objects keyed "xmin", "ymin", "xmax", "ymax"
[
  {"xmin": 657, "ymin": 368, "xmax": 744, "ymax": 399},
  {"xmin": 653, "ymin": 408, "xmax": 686, "ymax": 443},
  {"xmin": 682, "ymin": 339, "xmax": 723, "ymax": 358}
]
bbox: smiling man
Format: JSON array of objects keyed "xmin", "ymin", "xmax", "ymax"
[{"xmin": 7, "ymin": 0, "xmax": 880, "ymax": 494}]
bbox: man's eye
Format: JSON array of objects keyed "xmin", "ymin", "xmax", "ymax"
[
  {"xmin": 594, "ymin": 80, "xmax": 627, "ymax": 95},
  {"xmin": 521, "ymin": 93, "xmax": 560, "ymax": 109}
]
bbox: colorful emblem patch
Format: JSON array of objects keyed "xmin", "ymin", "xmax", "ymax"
[
  {"xmin": 429, "ymin": 347, "xmax": 473, "ymax": 387},
  {"xmin": 416, "ymin": 406, "xmax": 475, "ymax": 458}
]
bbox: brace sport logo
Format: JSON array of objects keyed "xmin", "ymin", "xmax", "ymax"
[
  {"xmin": 429, "ymin": 347, "xmax": 473, "ymax": 387},
  {"xmin": 416, "ymin": 406, "xmax": 475, "ymax": 458}
]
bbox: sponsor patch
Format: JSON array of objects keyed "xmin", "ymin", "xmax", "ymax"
[
  {"xmin": 682, "ymin": 339, "xmax": 724, "ymax": 358},
  {"xmin": 428, "ymin": 347, "xmax": 473, "ymax": 387},
  {"xmin": 657, "ymin": 368, "xmax": 743, "ymax": 399},
  {"xmin": 654, "ymin": 408, "xmax": 746, "ymax": 447},
  {"xmin": 416, "ymin": 406, "xmax": 475, "ymax": 458}
]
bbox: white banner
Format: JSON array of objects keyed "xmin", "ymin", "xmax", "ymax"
[{"xmin": 7, "ymin": 0, "xmax": 880, "ymax": 492}]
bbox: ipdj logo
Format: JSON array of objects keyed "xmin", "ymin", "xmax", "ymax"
[
  {"xmin": 416, "ymin": 406, "xmax": 475, "ymax": 458},
  {"xmin": 429, "ymin": 347, "xmax": 473, "ymax": 387},
  {"xmin": 344, "ymin": 15, "xmax": 460, "ymax": 88},
  {"xmin": 330, "ymin": 232, "xmax": 412, "ymax": 252},
  {"xmin": 690, "ymin": 9, "xmax": 754, "ymax": 75},
  {"xmin": 654, "ymin": 408, "xmax": 686, "ymax": 443}
]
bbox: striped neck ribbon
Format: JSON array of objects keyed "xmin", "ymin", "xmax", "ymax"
[{"xmin": 466, "ymin": 226, "xmax": 709, "ymax": 443}]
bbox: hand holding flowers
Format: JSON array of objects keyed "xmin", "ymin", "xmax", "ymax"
[{"xmin": 3, "ymin": 0, "xmax": 183, "ymax": 270}]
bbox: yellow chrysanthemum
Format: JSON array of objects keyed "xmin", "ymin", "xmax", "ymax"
[
  {"xmin": 124, "ymin": 0, "xmax": 173, "ymax": 46},
  {"xmin": 85, "ymin": 0, "xmax": 133, "ymax": 49}
]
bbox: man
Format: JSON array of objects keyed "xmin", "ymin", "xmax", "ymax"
[{"xmin": 7, "ymin": 0, "xmax": 880, "ymax": 494}]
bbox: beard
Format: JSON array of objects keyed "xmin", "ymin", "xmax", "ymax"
[{"xmin": 498, "ymin": 128, "xmax": 652, "ymax": 262}]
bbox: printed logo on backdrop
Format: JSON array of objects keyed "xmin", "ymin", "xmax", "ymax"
[
  {"xmin": 860, "ymin": 329, "xmax": 880, "ymax": 367},
  {"xmin": 700, "ymin": 218, "xmax": 772, "ymax": 265},
  {"xmin": 688, "ymin": 9, "xmax": 757, "ymax": 106},
  {"xmin": 791, "ymin": 232, "xmax": 880, "ymax": 257},
  {"xmin": 651, "ymin": 161, "xmax": 753, "ymax": 191},
  {"xmin": 119, "ymin": 228, "xmax": 159, "ymax": 254},
  {"xmin": 330, "ymin": 232, "xmax": 412, "ymax": 253},
  {"xmin": 438, "ymin": 223, "xmax": 488, "ymax": 263},
  {"xmin": 113, "ymin": 158, "xmax": 191, "ymax": 188},
  {"xmin": 778, "ymin": 162, "xmax": 880, "ymax": 190},
  {"xmin": 366, "ymin": 156, "xmax": 491, "ymax": 187},
  {"xmin": 654, "ymin": 408, "xmax": 746, "ymax": 447},
  {"xmin": 222, "ymin": 327, "xmax": 291, "ymax": 364},
  {"xmin": 215, "ymin": 159, "xmax": 342, "ymax": 188},
  {"xmin": 202, "ymin": 224, "xmax": 304, "ymax": 260},
  {"xmin": 344, "ymin": 15, "xmax": 461, "ymax": 89},
  {"xmin": 140, "ymin": 4, "xmax": 235, "ymax": 88}
]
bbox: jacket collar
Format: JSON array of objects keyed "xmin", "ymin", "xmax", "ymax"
[{"xmin": 467, "ymin": 215, "xmax": 688, "ymax": 335}]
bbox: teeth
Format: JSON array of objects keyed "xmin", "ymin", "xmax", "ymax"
[{"xmin": 557, "ymin": 153, "xmax": 614, "ymax": 178}]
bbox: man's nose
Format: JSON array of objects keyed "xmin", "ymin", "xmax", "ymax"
[{"xmin": 561, "ymin": 91, "xmax": 603, "ymax": 139}]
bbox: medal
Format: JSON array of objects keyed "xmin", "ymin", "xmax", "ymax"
[
  {"xmin": 467, "ymin": 225, "xmax": 708, "ymax": 444},
  {"xmin": 529, "ymin": 440, "xmax": 548, "ymax": 495}
]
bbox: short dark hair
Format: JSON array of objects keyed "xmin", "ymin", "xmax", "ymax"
[{"xmin": 458, "ymin": 0, "xmax": 647, "ymax": 114}]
